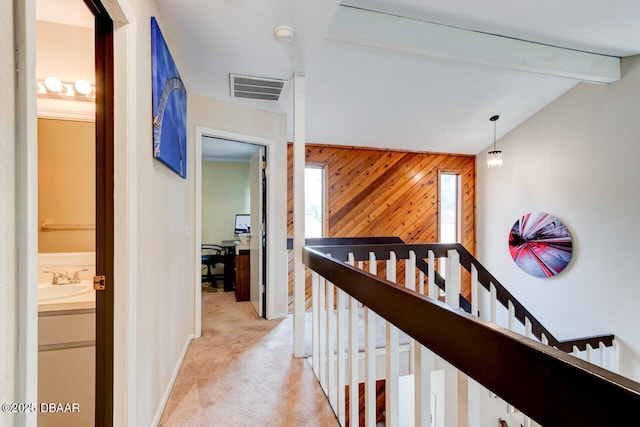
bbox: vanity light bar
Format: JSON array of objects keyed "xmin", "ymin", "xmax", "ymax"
[{"xmin": 37, "ymin": 77, "xmax": 96, "ymax": 102}]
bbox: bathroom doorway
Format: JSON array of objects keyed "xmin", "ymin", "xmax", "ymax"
[{"xmin": 35, "ymin": 0, "xmax": 114, "ymax": 425}]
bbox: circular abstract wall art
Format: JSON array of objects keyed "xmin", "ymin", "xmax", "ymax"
[{"xmin": 508, "ymin": 212, "xmax": 573, "ymax": 278}]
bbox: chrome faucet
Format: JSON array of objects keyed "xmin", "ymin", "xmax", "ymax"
[
  {"xmin": 43, "ymin": 271, "xmax": 71, "ymax": 285},
  {"xmin": 71, "ymin": 269, "xmax": 87, "ymax": 284}
]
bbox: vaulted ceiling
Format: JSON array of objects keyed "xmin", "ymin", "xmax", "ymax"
[{"xmin": 40, "ymin": 0, "xmax": 640, "ymax": 155}]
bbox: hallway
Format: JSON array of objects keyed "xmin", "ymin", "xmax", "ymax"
[{"xmin": 159, "ymin": 291, "xmax": 338, "ymax": 426}]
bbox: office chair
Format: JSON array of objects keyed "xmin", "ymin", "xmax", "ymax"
[{"xmin": 202, "ymin": 244, "xmax": 225, "ymax": 286}]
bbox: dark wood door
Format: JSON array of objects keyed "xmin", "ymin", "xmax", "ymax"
[{"xmin": 83, "ymin": 0, "xmax": 115, "ymax": 425}]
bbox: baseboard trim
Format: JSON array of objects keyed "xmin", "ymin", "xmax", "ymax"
[{"xmin": 151, "ymin": 333, "xmax": 195, "ymax": 426}]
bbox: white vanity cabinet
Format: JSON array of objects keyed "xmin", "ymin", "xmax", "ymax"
[{"xmin": 38, "ymin": 309, "xmax": 95, "ymax": 427}]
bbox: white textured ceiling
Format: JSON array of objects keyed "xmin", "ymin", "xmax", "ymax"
[
  {"xmin": 153, "ymin": 0, "xmax": 640, "ymax": 154},
  {"xmin": 41, "ymin": 0, "xmax": 640, "ymax": 155}
]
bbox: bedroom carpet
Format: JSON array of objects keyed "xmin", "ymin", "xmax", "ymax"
[{"xmin": 159, "ymin": 292, "xmax": 338, "ymax": 427}]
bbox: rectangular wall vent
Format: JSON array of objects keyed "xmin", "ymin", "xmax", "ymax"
[{"xmin": 230, "ymin": 74, "xmax": 286, "ymax": 101}]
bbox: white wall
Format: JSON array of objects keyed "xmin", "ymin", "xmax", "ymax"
[
  {"xmin": 477, "ymin": 55, "xmax": 640, "ymax": 381},
  {"xmin": 189, "ymin": 93, "xmax": 289, "ymax": 319},
  {"xmin": 1, "ymin": 0, "xmax": 18, "ymax": 425},
  {"xmin": 201, "ymin": 161, "xmax": 250, "ymax": 245},
  {"xmin": 117, "ymin": 5, "xmax": 196, "ymax": 425}
]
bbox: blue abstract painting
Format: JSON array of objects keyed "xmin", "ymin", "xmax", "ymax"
[{"xmin": 151, "ymin": 17, "xmax": 187, "ymax": 178}]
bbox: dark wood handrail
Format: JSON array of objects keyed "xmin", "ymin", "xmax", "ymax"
[
  {"xmin": 303, "ymin": 247, "xmax": 640, "ymax": 426},
  {"xmin": 304, "ymin": 242, "xmax": 614, "ymax": 352},
  {"xmin": 286, "ymin": 236, "xmax": 405, "ymax": 250}
]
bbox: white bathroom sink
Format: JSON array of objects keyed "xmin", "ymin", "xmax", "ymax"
[{"xmin": 38, "ymin": 282, "xmax": 93, "ymax": 302}]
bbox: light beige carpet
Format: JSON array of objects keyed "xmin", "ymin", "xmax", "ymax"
[{"xmin": 159, "ymin": 292, "xmax": 338, "ymax": 427}]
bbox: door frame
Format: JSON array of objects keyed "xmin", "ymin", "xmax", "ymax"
[
  {"xmin": 249, "ymin": 146, "xmax": 266, "ymax": 317},
  {"xmin": 195, "ymin": 126, "xmax": 275, "ymax": 336},
  {"xmin": 83, "ymin": 1, "xmax": 115, "ymax": 425}
]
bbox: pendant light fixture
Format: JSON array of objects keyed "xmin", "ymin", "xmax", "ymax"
[{"xmin": 487, "ymin": 114, "xmax": 503, "ymax": 168}]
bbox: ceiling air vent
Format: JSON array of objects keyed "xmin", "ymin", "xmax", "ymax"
[{"xmin": 230, "ymin": 74, "xmax": 286, "ymax": 101}]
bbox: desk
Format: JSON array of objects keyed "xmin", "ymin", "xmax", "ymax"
[
  {"xmin": 235, "ymin": 249, "xmax": 250, "ymax": 301},
  {"xmin": 220, "ymin": 240, "xmax": 239, "ymax": 291}
]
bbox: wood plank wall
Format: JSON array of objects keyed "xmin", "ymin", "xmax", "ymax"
[{"xmin": 287, "ymin": 144, "xmax": 476, "ymax": 310}]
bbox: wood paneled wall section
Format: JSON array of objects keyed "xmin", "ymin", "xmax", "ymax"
[{"xmin": 287, "ymin": 144, "xmax": 476, "ymax": 311}]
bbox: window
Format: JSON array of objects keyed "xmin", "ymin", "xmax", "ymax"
[
  {"xmin": 439, "ymin": 172, "xmax": 460, "ymax": 282},
  {"xmin": 305, "ymin": 166, "xmax": 324, "ymax": 238},
  {"xmin": 439, "ymin": 173, "xmax": 460, "ymax": 243}
]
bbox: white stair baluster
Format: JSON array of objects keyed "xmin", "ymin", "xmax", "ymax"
[
  {"xmin": 386, "ymin": 251, "xmax": 399, "ymax": 427},
  {"xmin": 490, "ymin": 283, "xmax": 497, "ymax": 324},
  {"xmin": 599, "ymin": 341, "xmax": 607, "ymax": 370},
  {"xmin": 428, "ymin": 250, "xmax": 437, "ymax": 299},
  {"xmin": 471, "ymin": 264, "xmax": 479, "ymax": 317},
  {"xmin": 327, "ymin": 280, "xmax": 336, "ymax": 409},
  {"xmin": 349, "ymin": 294, "xmax": 359, "ymax": 427},
  {"xmin": 319, "ymin": 276, "xmax": 327, "ymax": 392},
  {"xmin": 415, "ymin": 344, "xmax": 434, "ymax": 427},
  {"xmin": 445, "ymin": 249, "xmax": 460, "ymax": 309},
  {"xmin": 346, "ymin": 253, "xmax": 357, "ymax": 426},
  {"xmin": 468, "ymin": 264, "xmax": 482, "ymax": 426},
  {"xmin": 525, "ymin": 317, "xmax": 532, "ymax": 338},
  {"xmin": 406, "ymin": 250, "xmax": 416, "ymax": 291},
  {"xmin": 365, "ymin": 252, "xmax": 377, "ymax": 427},
  {"xmin": 444, "ymin": 250, "xmax": 461, "ymax": 427},
  {"xmin": 337, "ymin": 286, "xmax": 347, "ymax": 425},
  {"xmin": 312, "ymin": 272, "xmax": 320, "ymax": 377},
  {"xmin": 508, "ymin": 301, "xmax": 515, "ymax": 331},
  {"xmin": 406, "ymin": 251, "xmax": 417, "ymax": 376}
]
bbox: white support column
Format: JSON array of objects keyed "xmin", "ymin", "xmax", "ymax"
[
  {"xmin": 386, "ymin": 251, "xmax": 399, "ymax": 427},
  {"xmin": 293, "ymin": 72, "xmax": 306, "ymax": 358}
]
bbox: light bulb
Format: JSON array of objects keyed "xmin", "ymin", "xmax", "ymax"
[
  {"xmin": 44, "ymin": 76, "xmax": 63, "ymax": 93},
  {"xmin": 74, "ymin": 79, "xmax": 93, "ymax": 95}
]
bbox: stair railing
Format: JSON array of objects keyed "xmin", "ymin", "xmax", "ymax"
[
  {"xmin": 312, "ymin": 242, "xmax": 616, "ymax": 360},
  {"xmin": 302, "ymin": 242, "xmax": 638, "ymax": 426}
]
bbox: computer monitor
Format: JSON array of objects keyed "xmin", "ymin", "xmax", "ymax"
[{"xmin": 234, "ymin": 214, "xmax": 250, "ymax": 235}]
